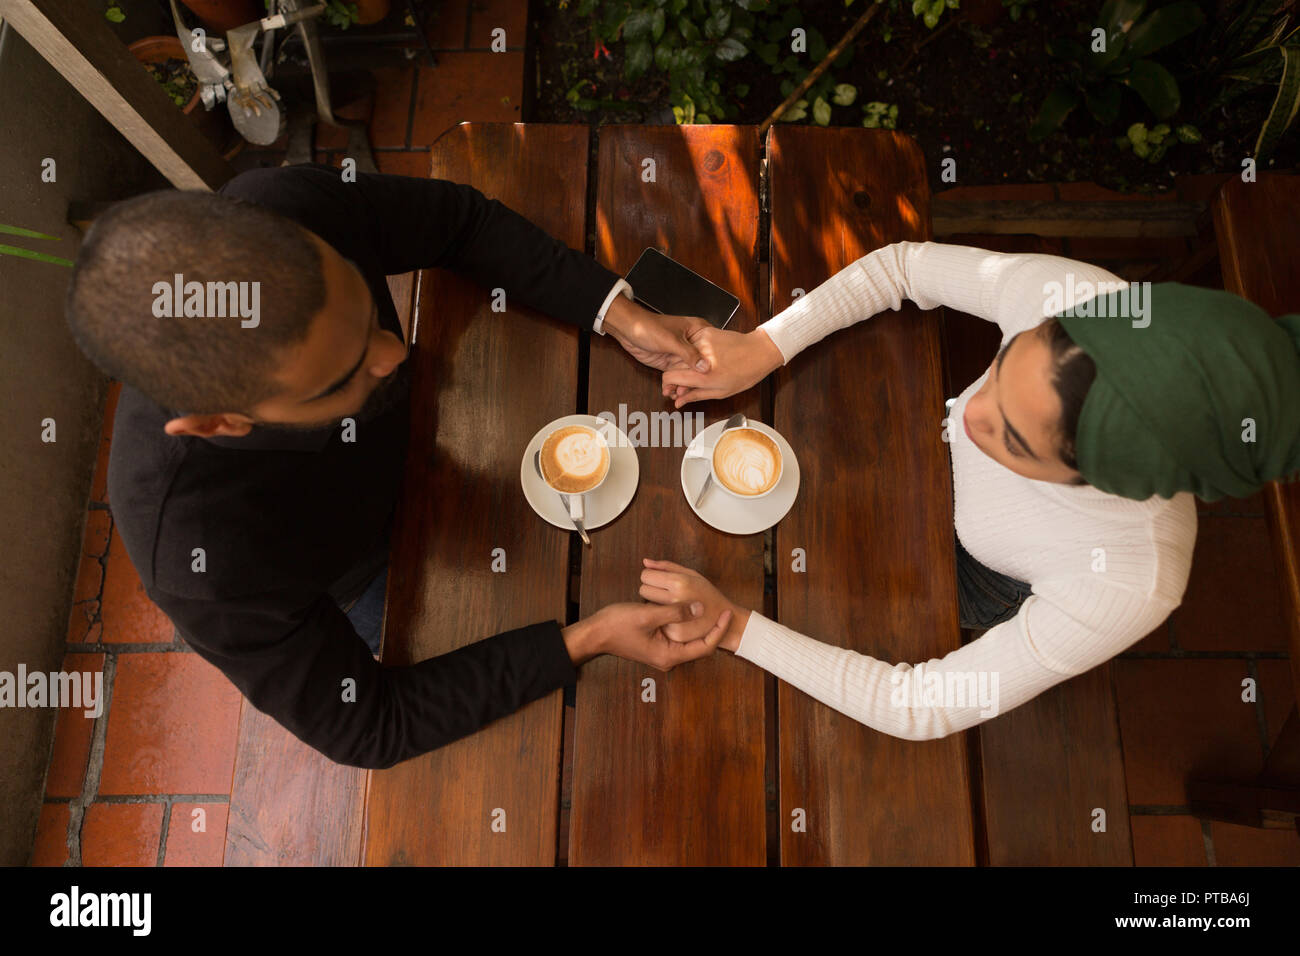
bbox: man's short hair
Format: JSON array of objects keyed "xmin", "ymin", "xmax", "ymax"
[{"xmin": 65, "ymin": 189, "xmax": 326, "ymax": 414}]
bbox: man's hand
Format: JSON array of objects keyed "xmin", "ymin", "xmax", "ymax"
[
  {"xmin": 561, "ymin": 600, "xmax": 732, "ymax": 670},
  {"xmin": 638, "ymin": 558, "xmax": 750, "ymax": 653},
  {"xmin": 602, "ymin": 294, "xmax": 713, "ymax": 374},
  {"xmin": 660, "ymin": 327, "xmax": 784, "ymax": 408}
]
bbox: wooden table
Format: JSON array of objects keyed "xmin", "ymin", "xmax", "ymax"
[{"xmin": 340, "ymin": 120, "xmax": 970, "ymax": 866}]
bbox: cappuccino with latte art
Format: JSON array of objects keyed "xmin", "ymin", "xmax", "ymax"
[
  {"xmin": 712, "ymin": 428, "xmax": 782, "ymax": 497},
  {"xmin": 540, "ymin": 424, "xmax": 610, "ymax": 494}
]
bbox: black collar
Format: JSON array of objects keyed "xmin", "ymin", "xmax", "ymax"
[{"xmin": 199, "ymin": 420, "xmax": 336, "ymax": 453}]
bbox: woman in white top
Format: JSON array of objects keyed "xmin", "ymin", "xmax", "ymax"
[{"xmin": 640, "ymin": 241, "xmax": 1300, "ymax": 740}]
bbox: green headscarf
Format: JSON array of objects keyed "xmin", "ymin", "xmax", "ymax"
[{"xmin": 1056, "ymin": 282, "xmax": 1300, "ymax": 502}]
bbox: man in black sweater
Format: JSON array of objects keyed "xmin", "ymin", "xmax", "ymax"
[{"xmin": 64, "ymin": 163, "xmax": 731, "ymax": 769}]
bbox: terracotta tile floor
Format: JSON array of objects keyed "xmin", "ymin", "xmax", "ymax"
[{"xmin": 31, "ymin": 7, "xmax": 1298, "ymax": 865}]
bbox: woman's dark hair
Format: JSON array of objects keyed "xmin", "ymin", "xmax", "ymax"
[{"xmin": 1040, "ymin": 317, "xmax": 1096, "ymax": 480}]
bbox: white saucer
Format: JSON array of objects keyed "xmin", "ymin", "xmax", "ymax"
[
  {"xmin": 679, "ymin": 420, "xmax": 799, "ymax": 535},
  {"xmin": 520, "ymin": 414, "xmax": 639, "ymax": 532}
]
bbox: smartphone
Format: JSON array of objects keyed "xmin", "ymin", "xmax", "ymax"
[{"xmin": 624, "ymin": 247, "xmax": 740, "ymax": 330}]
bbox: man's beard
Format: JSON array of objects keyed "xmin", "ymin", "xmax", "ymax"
[{"xmin": 257, "ymin": 360, "xmax": 413, "ymax": 432}]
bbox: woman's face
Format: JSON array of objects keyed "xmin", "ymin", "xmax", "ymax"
[{"xmin": 962, "ymin": 324, "xmax": 1084, "ymax": 484}]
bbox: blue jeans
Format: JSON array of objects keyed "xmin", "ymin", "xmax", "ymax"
[
  {"xmin": 955, "ymin": 534, "xmax": 1031, "ymax": 630},
  {"xmin": 341, "ymin": 566, "xmax": 388, "ymax": 655}
]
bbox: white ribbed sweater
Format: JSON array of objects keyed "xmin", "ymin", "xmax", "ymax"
[{"xmin": 738, "ymin": 241, "xmax": 1198, "ymax": 740}]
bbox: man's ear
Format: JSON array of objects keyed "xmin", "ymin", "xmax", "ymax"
[{"xmin": 163, "ymin": 413, "xmax": 256, "ymax": 438}]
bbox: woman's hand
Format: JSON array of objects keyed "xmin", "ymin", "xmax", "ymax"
[
  {"xmin": 638, "ymin": 558, "xmax": 750, "ymax": 652},
  {"xmin": 660, "ymin": 327, "xmax": 784, "ymax": 408}
]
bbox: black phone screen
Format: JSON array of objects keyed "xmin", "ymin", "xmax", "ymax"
[{"xmin": 623, "ymin": 248, "xmax": 740, "ymax": 329}]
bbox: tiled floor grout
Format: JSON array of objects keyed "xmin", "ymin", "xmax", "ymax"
[
  {"xmin": 156, "ymin": 800, "xmax": 173, "ymax": 867},
  {"xmin": 65, "ymin": 651, "xmax": 116, "ymax": 866}
]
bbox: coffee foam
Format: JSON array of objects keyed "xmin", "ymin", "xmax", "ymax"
[
  {"xmin": 713, "ymin": 429, "xmax": 780, "ymax": 496},
  {"xmin": 542, "ymin": 425, "xmax": 609, "ymax": 493}
]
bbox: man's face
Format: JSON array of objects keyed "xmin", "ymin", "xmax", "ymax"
[{"xmin": 248, "ymin": 231, "xmax": 409, "ymax": 429}]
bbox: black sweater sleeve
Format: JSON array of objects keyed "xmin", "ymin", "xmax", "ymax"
[
  {"xmin": 151, "ymin": 585, "xmax": 578, "ymax": 770},
  {"xmin": 222, "ymin": 163, "xmax": 621, "ymax": 330}
]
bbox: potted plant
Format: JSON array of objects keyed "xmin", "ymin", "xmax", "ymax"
[{"xmin": 128, "ymin": 35, "xmax": 242, "ymax": 159}]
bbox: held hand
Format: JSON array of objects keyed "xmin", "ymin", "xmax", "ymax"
[
  {"xmin": 603, "ymin": 295, "xmax": 712, "ymax": 374},
  {"xmin": 660, "ymin": 327, "xmax": 784, "ymax": 408},
  {"xmin": 639, "ymin": 558, "xmax": 749, "ymax": 653},
  {"xmin": 565, "ymin": 600, "xmax": 732, "ymax": 671}
]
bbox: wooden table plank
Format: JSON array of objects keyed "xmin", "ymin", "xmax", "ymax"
[
  {"xmin": 224, "ymin": 700, "xmax": 368, "ymax": 866},
  {"xmin": 569, "ymin": 125, "xmax": 767, "ymax": 866},
  {"xmin": 979, "ymin": 663, "xmax": 1133, "ymax": 864},
  {"xmin": 362, "ymin": 124, "xmax": 588, "ymax": 865},
  {"xmin": 768, "ymin": 127, "xmax": 974, "ymax": 865}
]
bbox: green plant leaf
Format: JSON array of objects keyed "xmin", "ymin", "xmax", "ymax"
[
  {"xmin": 704, "ymin": 7, "xmax": 731, "ymax": 39},
  {"xmin": 625, "ymin": 9, "xmax": 656, "ymax": 40},
  {"xmin": 1029, "ymin": 84, "xmax": 1082, "ymax": 140},
  {"xmin": 1099, "ymin": 0, "xmax": 1148, "ymax": 35},
  {"xmin": 1086, "ymin": 83, "xmax": 1122, "ymax": 124},
  {"xmin": 1255, "ymin": 44, "xmax": 1300, "ymax": 158},
  {"xmin": 652, "ymin": 8, "xmax": 666, "ymax": 40},
  {"xmin": 715, "ymin": 37, "xmax": 748, "ymax": 61},
  {"xmin": 808, "ymin": 26, "xmax": 828, "ymax": 61},
  {"xmin": 0, "ymin": 244, "xmax": 73, "ymax": 266},
  {"xmin": 1124, "ymin": 1, "xmax": 1205, "ymax": 59},
  {"xmin": 779, "ymin": 103, "xmax": 807, "ymax": 121},
  {"xmin": 832, "ymin": 83, "xmax": 857, "ymax": 105},
  {"xmin": 813, "ymin": 96, "xmax": 832, "ymax": 125},
  {"xmin": 1124, "ymin": 57, "xmax": 1180, "ymax": 117},
  {"xmin": 0, "ymin": 223, "xmax": 61, "ymax": 240},
  {"xmin": 625, "ymin": 39, "xmax": 654, "ymax": 79},
  {"xmin": 1175, "ymin": 123, "xmax": 1202, "ymax": 143},
  {"xmin": 104, "ymin": 6, "xmax": 125, "ymax": 23},
  {"xmin": 1123, "ymin": 1, "xmax": 1201, "ymax": 60}
]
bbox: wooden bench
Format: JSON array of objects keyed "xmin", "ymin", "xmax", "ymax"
[{"xmin": 1188, "ymin": 173, "xmax": 1300, "ymax": 834}]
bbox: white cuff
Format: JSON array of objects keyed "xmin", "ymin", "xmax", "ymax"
[{"xmin": 593, "ymin": 278, "xmax": 633, "ymax": 335}]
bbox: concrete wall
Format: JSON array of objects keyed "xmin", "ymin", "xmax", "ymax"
[{"xmin": 0, "ymin": 17, "xmax": 166, "ymax": 865}]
